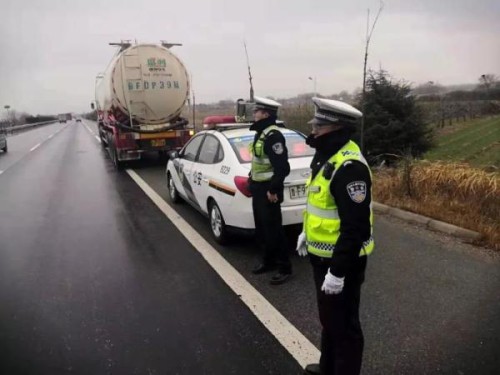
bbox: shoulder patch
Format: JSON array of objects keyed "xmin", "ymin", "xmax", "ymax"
[
  {"xmin": 272, "ymin": 142, "xmax": 284, "ymax": 155},
  {"xmin": 346, "ymin": 181, "xmax": 367, "ymax": 203}
]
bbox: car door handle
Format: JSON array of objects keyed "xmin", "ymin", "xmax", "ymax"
[{"xmin": 202, "ymin": 178, "xmax": 208, "ymax": 182}]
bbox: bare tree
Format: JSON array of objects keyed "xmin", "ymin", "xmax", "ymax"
[
  {"xmin": 478, "ymin": 74, "xmax": 497, "ymax": 99},
  {"xmin": 479, "ymin": 74, "xmax": 497, "ymax": 89},
  {"xmin": 360, "ymin": 0, "xmax": 384, "ymax": 153}
]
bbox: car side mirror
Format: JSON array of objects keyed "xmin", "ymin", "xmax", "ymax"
[{"xmin": 168, "ymin": 150, "xmax": 179, "ymax": 160}]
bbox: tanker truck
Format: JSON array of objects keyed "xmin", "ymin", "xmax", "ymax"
[{"xmin": 92, "ymin": 41, "xmax": 193, "ymax": 168}]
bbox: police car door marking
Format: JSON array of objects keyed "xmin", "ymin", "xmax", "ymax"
[
  {"xmin": 220, "ymin": 165, "xmax": 230, "ymax": 174},
  {"xmin": 193, "ymin": 171, "xmax": 202, "ymax": 186},
  {"xmin": 175, "ymin": 161, "xmax": 200, "ymax": 207},
  {"xmin": 346, "ymin": 181, "xmax": 367, "ymax": 203}
]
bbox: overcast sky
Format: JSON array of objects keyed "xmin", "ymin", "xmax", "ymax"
[{"xmin": 1, "ymin": 0, "xmax": 499, "ymax": 115}]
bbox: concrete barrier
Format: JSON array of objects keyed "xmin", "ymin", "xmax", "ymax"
[{"xmin": 5, "ymin": 120, "xmax": 58, "ymax": 134}]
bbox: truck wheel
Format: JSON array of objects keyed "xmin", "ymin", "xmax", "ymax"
[
  {"xmin": 208, "ymin": 200, "xmax": 229, "ymax": 245},
  {"xmin": 2, "ymin": 143, "xmax": 7, "ymax": 153},
  {"xmin": 167, "ymin": 172, "xmax": 182, "ymax": 203},
  {"xmin": 99, "ymin": 132, "xmax": 106, "ymax": 147},
  {"xmin": 109, "ymin": 139, "xmax": 123, "ymax": 170}
]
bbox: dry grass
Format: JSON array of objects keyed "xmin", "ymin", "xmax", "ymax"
[{"xmin": 373, "ymin": 161, "xmax": 500, "ymax": 250}]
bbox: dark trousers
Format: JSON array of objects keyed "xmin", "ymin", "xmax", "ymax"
[
  {"xmin": 251, "ymin": 184, "xmax": 291, "ymax": 274},
  {"xmin": 310, "ymin": 255, "xmax": 367, "ymax": 375}
]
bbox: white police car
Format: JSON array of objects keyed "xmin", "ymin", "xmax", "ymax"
[{"xmin": 165, "ymin": 116, "xmax": 314, "ymax": 244}]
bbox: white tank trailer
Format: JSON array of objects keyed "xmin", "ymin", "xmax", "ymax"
[{"xmin": 93, "ymin": 41, "xmax": 192, "ymax": 168}]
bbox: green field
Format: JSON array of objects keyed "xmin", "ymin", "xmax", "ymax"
[{"xmin": 425, "ymin": 116, "xmax": 500, "ymax": 169}]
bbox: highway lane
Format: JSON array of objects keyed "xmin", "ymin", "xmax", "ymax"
[
  {"xmin": 3, "ymin": 120, "xmax": 500, "ymax": 374},
  {"xmin": 0, "ymin": 123, "xmax": 303, "ymax": 375},
  {"xmin": 108, "ymin": 121, "xmax": 500, "ymax": 374},
  {"xmin": 134, "ymin": 160, "xmax": 500, "ymax": 375},
  {"xmin": 0, "ymin": 121, "xmax": 69, "ymax": 174}
]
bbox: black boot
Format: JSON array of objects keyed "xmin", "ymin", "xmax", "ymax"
[
  {"xmin": 270, "ymin": 271, "xmax": 291, "ymax": 285},
  {"xmin": 252, "ymin": 263, "xmax": 276, "ymax": 275},
  {"xmin": 304, "ymin": 363, "xmax": 321, "ymax": 375}
]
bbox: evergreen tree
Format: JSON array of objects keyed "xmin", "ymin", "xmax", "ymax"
[{"xmin": 356, "ymin": 70, "xmax": 433, "ymax": 164}]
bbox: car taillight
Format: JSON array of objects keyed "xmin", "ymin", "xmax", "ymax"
[{"xmin": 234, "ymin": 176, "xmax": 252, "ymax": 197}]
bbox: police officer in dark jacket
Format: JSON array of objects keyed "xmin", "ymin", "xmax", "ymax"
[
  {"xmin": 297, "ymin": 98, "xmax": 374, "ymax": 375},
  {"xmin": 249, "ymin": 96, "xmax": 292, "ymax": 285}
]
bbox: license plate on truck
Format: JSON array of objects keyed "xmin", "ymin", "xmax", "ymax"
[
  {"xmin": 289, "ymin": 185, "xmax": 306, "ymax": 199},
  {"xmin": 151, "ymin": 139, "xmax": 166, "ymax": 147}
]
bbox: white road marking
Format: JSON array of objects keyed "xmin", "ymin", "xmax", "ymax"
[
  {"xmin": 0, "ymin": 124, "xmax": 66, "ymax": 177},
  {"xmin": 84, "ymin": 124, "xmax": 94, "ymax": 135},
  {"xmin": 83, "ymin": 123, "xmax": 101, "ymax": 144},
  {"xmin": 126, "ymin": 169, "xmax": 320, "ymax": 369}
]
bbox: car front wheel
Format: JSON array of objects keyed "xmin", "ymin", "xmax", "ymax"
[
  {"xmin": 167, "ymin": 172, "xmax": 182, "ymax": 203},
  {"xmin": 209, "ymin": 200, "xmax": 228, "ymax": 245}
]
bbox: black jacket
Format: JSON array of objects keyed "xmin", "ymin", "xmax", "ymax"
[
  {"xmin": 249, "ymin": 117, "xmax": 290, "ymax": 195},
  {"xmin": 307, "ymin": 129, "xmax": 372, "ymax": 278}
]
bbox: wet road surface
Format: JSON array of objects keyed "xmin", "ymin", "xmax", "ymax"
[
  {"xmin": 1, "ymin": 120, "xmax": 499, "ymax": 374},
  {"xmin": 0, "ymin": 123, "xmax": 303, "ymax": 374}
]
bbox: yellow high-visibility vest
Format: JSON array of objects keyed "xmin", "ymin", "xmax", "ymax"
[
  {"xmin": 250, "ymin": 125, "xmax": 281, "ymax": 182},
  {"xmin": 305, "ymin": 140, "xmax": 374, "ymax": 258}
]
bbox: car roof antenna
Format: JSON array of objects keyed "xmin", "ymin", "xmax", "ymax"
[{"xmin": 244, "ymin": 40, "xmax": 254, "ymax": 102}]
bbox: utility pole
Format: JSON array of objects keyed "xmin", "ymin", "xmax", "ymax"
[
  {"xmin": 360, "ymin": 1, "xmax": 384, "ymax": 153},
  {"xmin": 308, "ymin": 76, "xmax": 317, "ymax": 97},
  {"xmin": 244, "ymin": 41, "xmax": 254, "ymax": 102}
]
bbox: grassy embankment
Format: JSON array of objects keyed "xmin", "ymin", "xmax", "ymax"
[{"xmin": 373, "ymin": 116, "xmax": 500, "ymax": 250}]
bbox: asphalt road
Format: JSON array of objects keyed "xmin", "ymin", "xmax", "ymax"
[
  {"xmin": 1, "ymin": 121, "xmax": 499, "ymax": 374},
  {"xmin": 0, "ymin": 122, "xmax": 303, "ymax": 375}
]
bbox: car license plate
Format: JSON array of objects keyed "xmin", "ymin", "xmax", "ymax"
[
  {"xmin": 289, "ymin": 185, "xmax": 306, "ymax": 199},
  {"xmin": 151, "ymin": 139, "xmax": 166, "ymax": 147}
]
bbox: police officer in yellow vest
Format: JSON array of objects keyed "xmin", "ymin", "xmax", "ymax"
[
  {"xmin": 297, "ymin": 97, "xmax": 374, "ymax": 375},
  {"xmin": 250, "ymin": 96, "xmax": 292, "ymax": 285}
]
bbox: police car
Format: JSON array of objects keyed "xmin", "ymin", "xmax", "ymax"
[{"xmin": 165, "ymin": 116, "xmax": 314, "ymax": 244}]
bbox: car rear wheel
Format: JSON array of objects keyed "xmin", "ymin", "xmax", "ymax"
[
  {"xmin": 208, "ymin": 200, "xmax": 228, "ymax": 245},
  {"xmin": 167, "ymin": 173, "xmax": 182, "ymax": 203}
]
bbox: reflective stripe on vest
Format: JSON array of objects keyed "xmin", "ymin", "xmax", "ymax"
[
  {"xmin": 251, "ymin": 125, "xmax": 281, "ymax": 182},
  {"xmin": 305, "ymin": 140, "xmax": 375, "ymax": 258}
]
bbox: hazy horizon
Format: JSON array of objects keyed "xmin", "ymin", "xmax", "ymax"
[{"xmin": 1, "ymin": 0, "xmax": 499, "ymax": 116}]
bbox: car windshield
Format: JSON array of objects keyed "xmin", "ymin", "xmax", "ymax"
[{"xmin": 228, "ymin": 131, "xmax": 315, "ymax": 163}]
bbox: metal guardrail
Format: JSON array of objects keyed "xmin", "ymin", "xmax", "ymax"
[{"xmin": 2, "ymin": 120, "xmax": 58, "ymax": 135}]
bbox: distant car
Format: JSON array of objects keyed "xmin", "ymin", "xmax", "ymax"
[
  {"xmin": 165, "ymin": 118, "xmax": 314, "ymax": 244},
  {"xmin": 0, "ymin": 129, "xmax": 7, "ymax": 153},
  {"xmin": 76, "ymin": 118, "xmax": 82, "ymax": 122}
]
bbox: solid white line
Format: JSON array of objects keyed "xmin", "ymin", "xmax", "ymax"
[
  {"xmin": 30, "ymin": 143, "xmax": 41, "ymax": 152},
  {"xmin": 0, "ymin": 170, "xmax": 3, "ymax": 175},
  {"xmin": 126, "ymin": 169, "xmax": 319, "ymax": 369},
  {"xmin": 83, "ymin": 123, "xmax": 101, "ymax": 144},
  {"xmin": 84, "ymin": 124, "xmax": 94, "ymax": 135},
  {"xmin": 48, "ymin": 134, "xmax": 54, "ymax": 139}
]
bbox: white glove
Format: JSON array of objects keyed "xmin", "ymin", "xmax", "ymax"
[
  {"xmin": 321, "ymin": 269, "xmax": 345, "ymax": 295},
  {"xmin": 296, "ymin": 232, "xmax": 307, "ymax": 257}
]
